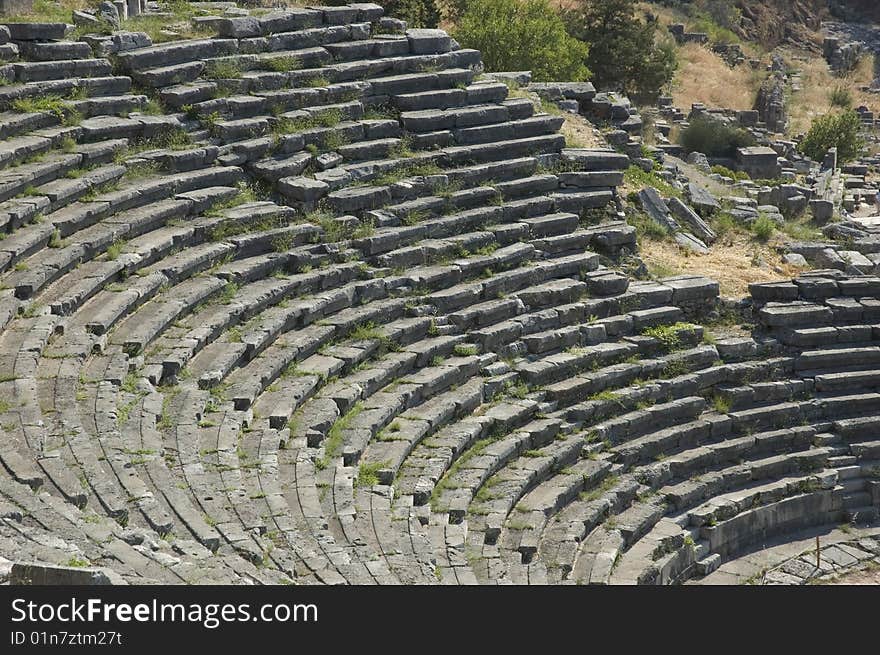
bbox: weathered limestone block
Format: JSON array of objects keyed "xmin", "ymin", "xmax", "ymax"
[
  {"xmin": 667, "ymin": 197, "xmax": 716, "ymax": 244},
  {"xmin": 3, "ymin": 22, "xmax": 67, "ymax": 41},
  {"xmin": 218, "ymin": 17, "xmax": 261, "ymax": 39},
  {"xmin": 661, "ymin": 275, "xmax": 719, "ymax": 306},
  {"xmin": 638, "ymin": 187, "xmax": 678, "ymax": 233},
  {"xmin": 406, "ymin": 28, "xmax": 451, "ymax": 54},
  {"xmin": 277, "ymin": 176, "xmax": 329, "ymax": 202},
  {"xmin": 10, "ymin": 563, "xmax": 124, "ymax": 585},
  {"xmin": 736, "ymin": 146, "xmax": 781, "ymax": 180},
  {"xmin": 758, "ymin": 302, "xmax": 834, "ymax": 328}
]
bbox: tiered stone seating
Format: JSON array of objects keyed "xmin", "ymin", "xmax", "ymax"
[{"xmin": 0, "ymin": 6, "xmax": 877, "ymax": 585}]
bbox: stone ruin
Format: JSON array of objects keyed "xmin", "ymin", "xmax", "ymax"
[
  {"xmin": 668, "ymin": 24, "xmax": 745, "ymax": 69},
  {"xmin": 0, "ymin": 3, "xmax": 874, "ymax": 587},
  {"xmin": 753, "ymin": 54, "xmax": 789, "ymax": 135},
  {"xmin": 824, "ymin": 35, "xmax": 864, "ymax": 75},
  {"xmin": 669, "ymin": 24, "xmax": 708, "ymax": 46}
]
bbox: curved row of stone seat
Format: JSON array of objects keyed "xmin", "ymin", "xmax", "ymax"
[
  {"xmin": 0, "ymin": 205, "xmax": 616, "ymax": 584},
  {"xmin": 285, "ymin": 262, "xmax": 704, "ymax": 580},
  {"xmin": 433, "ymin": 302, "xmax": 880, "ymax": 584},
  {"xmin": 353, "ymin": 274, "xmax": 720, "ymax": 583}
]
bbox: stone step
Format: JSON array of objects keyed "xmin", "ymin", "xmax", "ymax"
[
  {"xmin": 13, "ymin": 59, "xmax": 113, "ymax": 83},
  {"xmin": 0, "ymin": 110, "xmax": 58, "ymax": 140},
  {"xmin": 69, "ymin": 95, "xmax": 148, "ymax": 119},
  {"xmin": 401, "ymin": 103, "xmax": 512, "ymax": 133},
  {"xmin": 116, "ymin": 38, "xmax": 239, "ymax": 72},
  {"xmin": 454, "ymin": 116, "xmax": 564, "ymax": 146},
  {"xmin": 17, "ymin": 41, "xmax": 93, "ymax": 62},
  {"xmin": 0, "ymin": 77, "xmax": 132, "ymax": 107}
]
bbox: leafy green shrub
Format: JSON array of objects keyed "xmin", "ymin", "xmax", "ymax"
[
  {"xmin": 829, "ymin": 85, "xmax": 853, "ymax": 108},
  {"xmin": 751, "ymin": 214, "xmax": 775, "ymax": 242},
  {"xmin": 797, "ymin": 110, "xmax": 865, "ymax": 163},
  {"xmin": 377, "ymin": 0, "xmax": 440, "ymax": 28},
  {"xmin": 454, "ymin": 0, "xmax": 590, "ymax": 82},
  {"xmin": 695, "ymin": 0, "xmax": 742, "ymax": 32},
  {"xmin": 710, "ymin": 211, "xmax": 738, "ymax": 239},
  {"xmin": 689, "ymin": 17, "xmax": 741, "ymax": 45},
  {"xmin": 563, "ymin": 0, "xmax": 677, "ymax": 103},
  {"xmin": 679, "ymin": 116, "xmax": 755, "ymax": 158},
  {"xmin": 710, "ymin": 165, "xmax": 750, "ymax": 181}
]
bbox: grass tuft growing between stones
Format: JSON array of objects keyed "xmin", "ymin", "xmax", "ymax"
[
  {"xmin": 355, "ymin": 460, "xmax": 387, "ymax": 487},
  {"xmin": 263, "ymin": 56, "xmax": 301, "ymax": 72},
  {"xmin": 316, "ymin": 402, "xmax": 363, "ymax": 470},
  {"xmin": 641, "ymin": 322, "xmax": 696, "ymax": 351}
]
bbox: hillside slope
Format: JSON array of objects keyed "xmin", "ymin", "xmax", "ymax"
[{"xmin": 652, "ymin": 1, "xmax": 880, "ymax": 49}]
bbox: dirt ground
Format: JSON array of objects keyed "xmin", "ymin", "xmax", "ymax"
[
  {"xmin": 559, "ymin": 111, "xmax": 608, "ymax": 149},
  {"xmin": 638, "ymin": 231, "xmax": 800, "ymax": 299},
  {"xmin": 824, "ymin": 563, "xmax": 880, "ymax": 585}
]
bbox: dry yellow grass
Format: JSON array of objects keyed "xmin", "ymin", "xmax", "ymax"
[
  {"xmin": 787, "ymin": 51, "xmax": 880, "ymax": 135},
  {"xmin": 639, "ymin": 231, "xmax": 800, "ymax": 299},
  {"xmin": 670, "ymin": 43, "xmax": 766, "ymax": 112},
  {"xmin": 558, "ymin": 110, "xmax": 606, "ymax": 149}
]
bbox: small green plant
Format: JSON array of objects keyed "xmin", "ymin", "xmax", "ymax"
[
  {"xmin": 13, "ymin": 95, "xmax": 67, "ymax": 121},
  {"xmin": 628, "ymin": 210, "xmax": 670, "ymax": 242},
  {"xmin": 711, "ymin": 211, "xmax": 738, "ymax": 239},
  {"xmin": 317, "ymin": 403, "xmax": 363, "ymax": 469},
  {"xmin": 204, "ymin": 59, "xmax": 242, "ymax": 79},
  {"xmin": 506, "ymin": 380, "xmax": 530, "ymax": 399},
  {"xmin": 711, "ymin": 394, "xmax": 731, "ymax": 414},
  {"xmin": 47, "ymin": 229, "xmax": 62, "ymax": 249},
  {"xmin": 142, "ymin": 99, "xmax": 164, "ymax": 115},
  {"xmin": 579, "ymin": 475, "xmax": 619, "ymax": 503},
  {"xmin": 624, "ymin": 165, "xmax": 682, "ymax": 199},
  {"xmin": 106, "ymin": 240, "xmax": 124, "ymax": 261},
  {"xmin": 590, "ymin": 389, "xmax": 619, "ymax": 403},
  {"xmin": 273, "ymin": 108, "xmax": 342, "ymax": 135},
  {"xmin": 218, "ymin": 282, "xmax": 239, "ymax": 305},
  {"xmin": 263, "ymin": 55, "xmax": 300, "ymax": 72},
  {"xmin": 123, "ymin": 161, "xmax": 160, "ymax": 181},
  {"xmin": 751, "ymin": 214, "xmax": 775, "ymax": 242},
  {"xmin": 453, "ymin": 344, "xmax": 478, "ymax": 357},
  {"xmin": 303, "ymin": 76, "xmax": 330, "ymax": 88},
  {"xmin": 355, "ymin": 460, "xmax": 387, "ymax": 487},
  {"xmin": 642, "ymin": 322, "xmax": 694, "ymax": 351},
  {"xmin": 829, "ymin": 85, "xmax": 853, "ymax": 109},
  {"xmin": 373, "ymin": 162, "xmax": 442, "ymax": 186},
  {"xmin": 710, "ymin": 165, "xmax": 750, "ymax": 182},
  {"xmin": 323, "ymin": 130, "xmax": 349, "ymax": 152}
]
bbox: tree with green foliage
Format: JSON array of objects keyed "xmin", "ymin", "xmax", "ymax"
[
  {"xmin": 325, "ymin": 0, "xmax": 441, "ymax": 27},
  {"xmin": 562, "ymin": 0, "xmax": 677, "ymax": 103},
  {"xmin": 798, "ymin": 110, "xmax": 865, "ymax": 163},
  {"xmin": 679, "ymin": 115, "xmax": 755, "ymax": 158},
  {"xmin": 379, "ymin": 0, "xmax": 441, "ymax": 28},
  {"xmin": 453, "ymin": 0, "xmax": 591, "ymax": 82}
]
